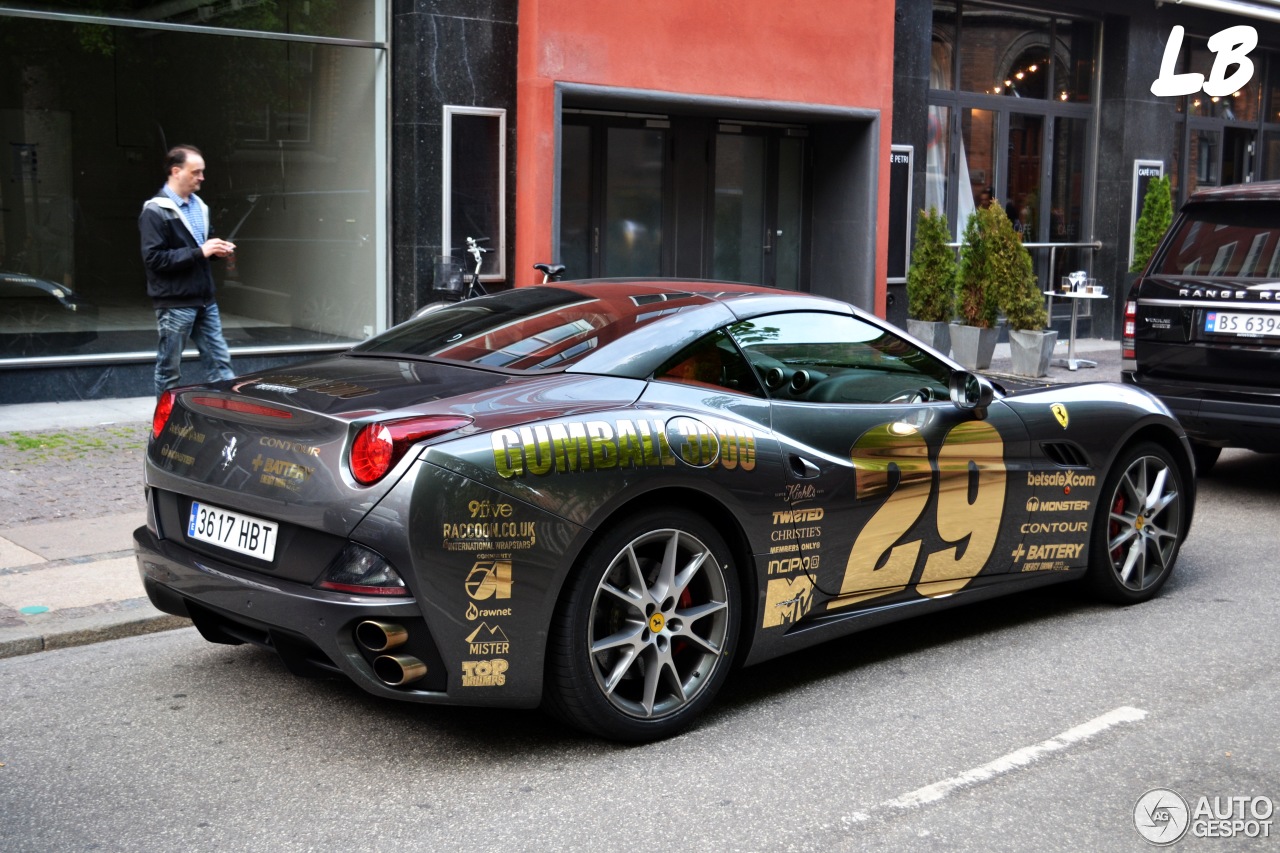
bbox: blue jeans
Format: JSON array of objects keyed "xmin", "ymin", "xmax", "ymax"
[{"xmin": 154, "ymin": 303, "xmax": 235, "ymax": 396}]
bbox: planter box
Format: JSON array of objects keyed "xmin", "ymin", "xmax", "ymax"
[
  {"xmin": 950, "ymin": 323, "xmax": 999, "ymax": 370},
  {"xmin": 906, "ymin": 319, "xmax": 951, "ymax": 356},
  {"xmin": 1008, "ymin": 328, "xmax": 1059, "ymax": 378}
]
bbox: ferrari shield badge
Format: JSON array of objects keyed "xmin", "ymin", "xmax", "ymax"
[{"xmin": 1051, "ymin": 403, "xmax": 1069, "ymax": 429}]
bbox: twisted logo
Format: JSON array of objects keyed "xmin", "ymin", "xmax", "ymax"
[{"xmin": 1135, "ymin": 788, "xmax": 1190, "ymax": 845}]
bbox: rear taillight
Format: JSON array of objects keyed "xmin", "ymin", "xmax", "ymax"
[
  {"xmin": 1122, "ymin": 299, "xmax": 1138, "ymax": 360},
  {"xmin": 349, "ymin": 415, "xmax": 472, "ymax": 485},
  {"xmin": 152, "ymin": 390, "xmax": 175, "ymax": 439},
  {"xmin": 316, "ymin": 543, "xmax": 408, "ymax": 596}
]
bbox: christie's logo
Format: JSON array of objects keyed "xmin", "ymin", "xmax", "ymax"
[{"xmin": 1027, "ymin": 471, "xmax": 1096, "ymax": 488}]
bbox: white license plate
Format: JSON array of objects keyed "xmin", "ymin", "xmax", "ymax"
[
  {"xmin": 187, "ymin": 501, "xmax": 278, "ymax": 562},
  {"xmin": 1205, "ymin": 311, "xmax": 1280, "ymax": 336}
]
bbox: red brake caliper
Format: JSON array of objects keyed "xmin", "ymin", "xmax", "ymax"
[
  {"xmin": 1108, "ymin": 492, "xmax": 1126, "ymax": 562},
  {"xmin": 673, "ymin": 588, "xmax": 693, "ymax": 655}
]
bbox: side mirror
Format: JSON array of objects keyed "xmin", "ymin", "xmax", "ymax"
[{"xmin": 949, "ymin": 370, "xmax": 994, "ymax": 419}]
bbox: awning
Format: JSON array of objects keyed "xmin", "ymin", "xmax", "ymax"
[{"xmin": 1165, "ymin": 0, "xmax": 1280, "ymax": 25}]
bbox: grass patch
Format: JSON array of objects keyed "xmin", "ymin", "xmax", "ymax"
[{"xmin": 0, "ymin": 426, "xmax": 147, "ymax": 462}]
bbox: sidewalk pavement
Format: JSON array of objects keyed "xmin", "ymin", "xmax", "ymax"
[{"xmin": 0, "ymin": 337, "xmax": 1123, "ymax": 660}]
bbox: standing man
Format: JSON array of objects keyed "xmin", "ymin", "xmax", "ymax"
[{"xmin": 140, "ymin": 144, "xmax": 237, "ymax": 396}]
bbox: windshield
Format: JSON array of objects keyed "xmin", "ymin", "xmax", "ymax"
[{"xmin": 354, "ymin": 284, "xmax": 716, "ymax": 370}]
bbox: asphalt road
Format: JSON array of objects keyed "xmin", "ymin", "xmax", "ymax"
[{"xmin": 2, "ymin": 450, "xmax": 1276, "ymax": 853}]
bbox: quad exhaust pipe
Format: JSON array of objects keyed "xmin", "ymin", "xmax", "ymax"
[
  {"xmin": 356, "ymin": 621, "xmax": 426, "ymax": 686},
  {"xmin": 373, "ymin": 654, "xmax": 428, "ymax": 686},
  {"xmin": 356, "ymin": 620, "xmax": 408, "ymax": 652}
]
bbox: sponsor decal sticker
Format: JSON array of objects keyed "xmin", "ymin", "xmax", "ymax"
[
  {"xmin": 766, "ymin": 555, "xmax": 819, "ymax": 576},
  {"xmin": 252, "ymin": 373, "xmax": 375, "ymax": 399},
  {"xmin": 1026, "ymin": 470, "xmax": 1096, "ymax": 488},
  {"xmin": 1010, "ymin": 542, "xmax": 1085, "ymax": 562},
  {"xmin": 166, "ymin": 423, "xmax": 206, "ymax": 444},
  {"xmin": 159, "ymin": 445, "xmax": 196, "ymax": 466},
  {"xmin": 257, "ymin": 436, "xmax": 322, "ymax": 457},
  {"xmin": 490, "ymin": 416, "xmax": 756, "ymax": 479},
  {"xmin": 465, "ymin": 623, "xmax": 510, "ymax": 656},
  {"xmin": 465, "ymin": 560, "xmax": 512, "ymax": 600},
  {"xmin": 763, "ymin": 576, "xmax": 815, "ymax": 628},
  {"xmin": 1026, "ymin": 496, "xmax": 1092, "ymax": 513},
  {"xmin": 460, "ymin": 659, "xmax": 509, "ymax": 687}
]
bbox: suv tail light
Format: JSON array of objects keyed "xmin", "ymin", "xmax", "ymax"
[
  {"xmin": 349, "ymin": 415, "xmax": 472, "ymax": 485},
  {"xmin": 1122, "ymin": 299, "xmax": 1138, "ymax": 361},
  {"xmin": 152, "ymin": 390, "xmax": 175, "ymax": 439}
]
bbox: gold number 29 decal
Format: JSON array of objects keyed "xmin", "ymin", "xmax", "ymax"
[{"xmin": 829, "ymin": 420, "xmax": 1006, "ymax": 609}]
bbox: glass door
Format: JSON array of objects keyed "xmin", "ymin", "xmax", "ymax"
[
  {"xmin": 1004, "ymin": 113, "xmax": 1043, "ymax": 243},
  {"xmin": 712, "ymin": 130, "xmax": 805, "ymax": 289}
]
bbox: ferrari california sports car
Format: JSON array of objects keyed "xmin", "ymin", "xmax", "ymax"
[{"xmin": 135, "ymin": 279, "xmax": 1195, "ymax": 741}]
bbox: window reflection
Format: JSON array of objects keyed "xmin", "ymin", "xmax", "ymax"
[{"xmin": 0, "ymin": 10, "xmax": 381, "ymax": 359}]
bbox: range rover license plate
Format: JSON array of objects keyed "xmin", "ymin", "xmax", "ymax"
[
  {"xmin": 187, "ymin": 501, "xmax": 278, "ymax": 561},
  {"xmin": 1205, "ymin": 311, "xmax": 1280, "ymax": 336}
]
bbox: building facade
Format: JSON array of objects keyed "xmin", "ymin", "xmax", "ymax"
[
  {"xmin": 892, "ymin": 0, "xmax": 1280, "ymax": 337},
  {"xmin": 0, "ymin": 1, "xmax": 1276, "ymax": 403}
]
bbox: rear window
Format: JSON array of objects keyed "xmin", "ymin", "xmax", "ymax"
[
  {"xmin": 354, "ymin": 284, "xmax": 715, "ymax": 370},
  {"xmin": 1154, "ymin": 201, "xmax": 1280, "ymax": 278}
]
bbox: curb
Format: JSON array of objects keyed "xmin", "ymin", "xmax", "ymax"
[{"xmin": 0, "ymin": 608, "xmax": 191, "ymax": 660}]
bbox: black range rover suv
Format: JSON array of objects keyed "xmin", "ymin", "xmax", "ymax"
[{"xmin": 1123, "ymin": 181, "xmax": 1280, "ymax": 473}]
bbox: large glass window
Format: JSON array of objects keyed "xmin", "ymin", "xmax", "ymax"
[{"xmin": 0, "ymin": 6, "xmax": 385, "ymax": 361}]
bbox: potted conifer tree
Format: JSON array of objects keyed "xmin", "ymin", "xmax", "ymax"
[
  {"xmin": 998, "ymin": 240, "xmax": 1056, "ymax": 377},
  {"xmin": 951, "ymin": 205, "xmax": 1003, "ymax": 370},
  {"xmin": 905, "ymin": 206, "xmax": 956, "ymax": 355},
  {"xmin": 1130, "ymin": 175, "xmax": 1173, "ymax": 274}
]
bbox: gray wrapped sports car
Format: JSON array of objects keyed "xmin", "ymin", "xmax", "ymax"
[{"xmin": 135, "ymin": 280, "xmax": 1195, "ymax": 741}]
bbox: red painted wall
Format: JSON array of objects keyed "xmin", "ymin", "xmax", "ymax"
[{"xmin": 516, "ymin": 0, "xmax": 897, "ymax": 311}]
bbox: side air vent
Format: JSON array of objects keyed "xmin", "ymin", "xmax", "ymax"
[{"xmin": 1040, "ymin": 441, "xmax": 1091, "ymax": 468}]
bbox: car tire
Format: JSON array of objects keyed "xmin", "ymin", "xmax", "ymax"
[
  {"xmin": 1190, "ymin": 442, "xmax": 1221, "ymax": 475},
  {"xmin": 1085, "ymin": 441, "xmax": 1187, "ymax": 605},
  {"xmin": 544, "ymin": 509, "xmax": 740, "ymax": 742}
]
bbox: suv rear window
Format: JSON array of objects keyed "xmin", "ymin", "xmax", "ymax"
[{"xmin": 1154, "ymin": 201, "xmax": 1280, "ymax": 278}]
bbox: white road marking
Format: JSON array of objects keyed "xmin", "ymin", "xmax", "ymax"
[{"xmin": 845, "ymin": 705, "xmax": 1148, "ymax": 824}]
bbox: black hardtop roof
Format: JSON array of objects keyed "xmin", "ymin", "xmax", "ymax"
[{"xmin": 1184, "ymin": 180, "xmax": 1280, "ymax": 207}]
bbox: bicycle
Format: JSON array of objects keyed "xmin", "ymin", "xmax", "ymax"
[
  {"xmin": 412, "ymin": 236, "xmax": 492, "ymax": 320},
  {"xmin": 533, "ymin": 262, "xmax": 566, "ymax": 283}
]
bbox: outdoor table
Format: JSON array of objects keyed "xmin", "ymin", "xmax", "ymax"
[{"xmin": 1044, "ymin": 289, "xmax": 1107, "ymax": 370}]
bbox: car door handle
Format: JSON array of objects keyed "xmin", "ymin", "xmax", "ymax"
[{"xmin": 789, "ymin": 455, "xmax": 821, "ymax": 479}]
